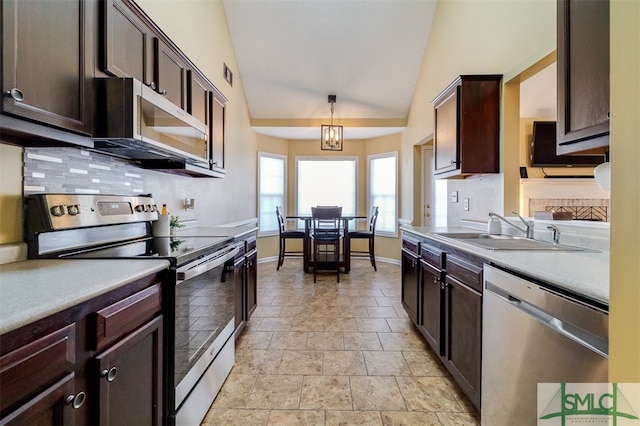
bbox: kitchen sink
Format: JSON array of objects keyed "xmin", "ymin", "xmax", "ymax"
[{"xmin": 433, "ymin": 232, "xmax": 588, "ymax": 251}]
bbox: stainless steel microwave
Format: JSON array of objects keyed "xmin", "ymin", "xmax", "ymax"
[{"xmin": 93, "ymin": 77, "xmax": 215, "ymax": 176}]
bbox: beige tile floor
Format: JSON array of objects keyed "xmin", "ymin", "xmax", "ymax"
[{"xmin": 202, "ymin": 259, "xmax": 480, "ymax": 425}]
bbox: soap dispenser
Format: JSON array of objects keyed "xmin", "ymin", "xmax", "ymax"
[{"xmin": 487, "ymin": 216, "xmax": 502, "ymax": 235}]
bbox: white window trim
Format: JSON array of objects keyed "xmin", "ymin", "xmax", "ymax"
[
  {"xmin": 368, "ymin": 151, "xmax": 398, "ymax": 238},
  {"xmin": 258, "ymin": 151, "xmax": 287, "ymax": 237}
]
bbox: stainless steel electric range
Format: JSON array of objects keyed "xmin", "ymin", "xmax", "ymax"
[{"xmin": 25, "ymin": 193, "xmax": 245, "ymax": 425}]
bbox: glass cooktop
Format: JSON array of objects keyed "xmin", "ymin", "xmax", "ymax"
[{"xmin": 65, "ymin": 235, "xmax": 232, "ymax": 266}]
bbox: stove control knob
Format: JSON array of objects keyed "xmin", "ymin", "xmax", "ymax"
[
  {"xmin": 134, "ymin": 205, "xmax": 145, "ymax": 213},
  {"xmin": 151, "ymin": 205, "xmax": 158, "ymax": 212},
  {"xmin": 146, "ymin": 204, "xmax": 154, "ymax": 212},
  {"xmin": 67, "ymin": 205, "xmax": 79, "ymax": 216},
  {"xmin": 51, "ymin": 205, "xmax": 65, "ymax": 217}
]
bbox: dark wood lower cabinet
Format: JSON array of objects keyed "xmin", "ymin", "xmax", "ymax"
[
  {"xmin": 401, "ymin": 248, "xmax": 420, "ymax": 324},
  {"xmin": 245, "ymin": 249, "xmax": 258, "ymax": 319},
  {"xmin": 0, "ymin": 272, "xmax": 165, "ymax": 425},
  {"xmin": 401, "ymin": 234, "xmax": 483, "ymax": 410},
  {"xmin": 233, "ymin": 241, "xmax": 258, "ymax": 336},
  {"xmin": 94, "ymin": 316, "xmax": 162, "ymax": 425},
  {"xmin": 233, "ymin": 254, "xmax": 245, "ymax": 332},
  {"xmin": 444, "ymin": 275, "xmax": 482, "ymax": 409},
  {"xmin": 0, "ymin": 373, "xmax": 76, "ymax": 426},
  {"xmin": 419, "ymin": 260, "xmax": 444, "ymax": 356}
]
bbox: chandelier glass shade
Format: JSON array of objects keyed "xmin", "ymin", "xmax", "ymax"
[{"xmin": 321, "ymin": 95, "xmax": 343, "ymax": 151}]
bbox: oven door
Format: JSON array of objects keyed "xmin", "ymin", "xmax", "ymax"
[{"xmin": 171, "ymin": 243, "xmax": 239, "ymax": 421}]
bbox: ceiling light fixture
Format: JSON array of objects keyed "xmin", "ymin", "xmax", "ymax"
[{"xmin": 321, "ymin": 94, "xmax": 343, "ymax": 151}]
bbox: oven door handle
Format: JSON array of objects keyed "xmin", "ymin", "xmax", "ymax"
[{"xmin": 176, "ymin": 246, "xmax": 239, "ymax": 283}]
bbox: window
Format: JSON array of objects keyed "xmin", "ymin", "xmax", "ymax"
[
  {"xmin": 258, "ymin": 152, "xmax": 286, "ymax": 235},
  {"xmin": 296, "ymin": 157, "xmax": 357, "ymax": 225},
  {"xmin": 369, "ymin": 152, "xmax": 397, "ymax": 236}
]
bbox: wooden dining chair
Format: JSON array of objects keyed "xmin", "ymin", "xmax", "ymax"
[
  {"xmin": 310, "ymin": 206, "xmax": 343, "ymax": 282},
  {"xmin": 276, "ymin": 206, "xmax": 305, "ymax": 270},
  {"xmin": 348, "ymin": 206, "xmax": 379, "ymax": 271}
]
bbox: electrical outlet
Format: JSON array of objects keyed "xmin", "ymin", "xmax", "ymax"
[
  {"xmin": 463, "ymin": 198, "xmax": 469, "ymax": 211},
  {"xmin": 451, "ymin": 191, "xmax": 458, "ymax": 203}
]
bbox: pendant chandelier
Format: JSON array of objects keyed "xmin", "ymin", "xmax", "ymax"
[{"xmin": 320, "ymin": 94, "xmax": 343, "ymax": 151}]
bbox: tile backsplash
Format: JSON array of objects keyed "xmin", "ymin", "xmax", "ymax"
[
  {"xmin": 23, "ymin": 147, "xmax": 145, "ymax": 195},
  {"xmin": 528, "ymin": 198, "xmax": 609, "ymax": 222}
]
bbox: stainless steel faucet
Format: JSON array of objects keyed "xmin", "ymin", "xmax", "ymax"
[
  {"xmin": 488, "ymin": 211, "xmax": 535, "ymax": 239},
  {"xmin": 547, "ymin": 225, "xmax": 561, "ymax": 244}
]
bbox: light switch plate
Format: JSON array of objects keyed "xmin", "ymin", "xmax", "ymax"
[
  {"xmin": 464, "ymin": 198, "xmax": 469, "ymax": 211},
  {"xmin": 451, "ymin": 191, "xmax": 458, "ymax": 203}
]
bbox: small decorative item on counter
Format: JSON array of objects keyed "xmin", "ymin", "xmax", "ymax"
[
  {"xmin": 161, "ymin": 204, "xmax": 168, "ymax": 215},
  {"xmin": 170, "ymin": 215, "xmax": 185, "ymax": 235}
]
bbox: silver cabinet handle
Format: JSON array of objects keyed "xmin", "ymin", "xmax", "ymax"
[
  {"xmin": 66, "ymin": 391, "xmax": 86, "ymax": 409},
  {"xmin": 5, "ymin": 88, "xmax": 24, "ymax": 101},
  {"xmin": 101, "ymin": 366, "xmax": 118, "ymax": 382},
  {"xmin": 450, "ymin": 160, "xmax": 456, "ymax": 165},
  {"xmin": 161, "ymin": 90, "xmax": 168, "ymax": 96},
  {"xmin": 149, "ymin": 82, "xmax": 156, "ymax": 90}
]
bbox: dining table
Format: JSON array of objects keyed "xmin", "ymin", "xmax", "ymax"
[{"xmin": 285, "ymin": 213, "xmax": 367, "ymax": 274}]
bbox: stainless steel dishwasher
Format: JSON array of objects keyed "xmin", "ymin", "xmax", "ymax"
[{"xmin": 481, "ymin": 265, "xmax": 608, "ymax": 425}]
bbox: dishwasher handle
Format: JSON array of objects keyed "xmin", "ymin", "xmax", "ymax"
[{"xmin": 486, "ymin": 281, "xmax": 608, "ymax": 358}]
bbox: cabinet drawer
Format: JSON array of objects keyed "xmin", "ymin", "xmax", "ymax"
[
  {"xmin": 0, "ymin": 323, "xmax": 75, "ymax": 412},
  {"xmin": 402, "ymin": 237, "xmax": 420, "ymax": 255},
  {"xmin": 246, "ymin": 237, "xmax": 257, "ymax": 253},
  {"xmin": 446, "ymin": 256, "xmax": 483, "ymax": 293},
  {"xmin": 91, "ymin": 283, "xmax": 161, "ymax": 351},
  {"xmin": 421, "ymin": 243, "xmax": 444, "ymax": 269}
]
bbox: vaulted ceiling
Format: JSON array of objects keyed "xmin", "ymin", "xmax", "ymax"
[
  {"xmin": 222, "ymin": 0, "xmax": 437, "ymax": 140},
  {"xmin": 222, "ymin": 0, "xmax": 556, "ymax": 140}
]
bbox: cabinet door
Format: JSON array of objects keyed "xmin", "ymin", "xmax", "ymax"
[
  {"xmin": 94, "ymin": 316, "xmax": 162, "ymax": 425},
  {"xmin": 557, "ymin": 0, "xmax": 609, "ymax": 154},
  {"xmin": 233, "ymin": 256, "xmax": 245, "ymax": 333},
  {"xmin": 103, "ymin": 0, "xmax": 153, "ymax": 85},
  {"xmin": 0, "ymin": 323, "xmax": 76, "ymax": 414},
  {"xmin": 153, "ymin": 37, "xmax": 186, "ymax": 109},
  {"xmin": 420, "ymin": 261, "xmax": 443, "ymax": 356},
  {"xmin": 245, "ymin": 250, "xmax": 258, "ymax": 320},
  {"xmin": 2, "ymin": 0, "xmax": 93, "ymax": 135},
  {"xmin": 433, "ymin": 89, "xmax": 459, "ymax": 175},
  {"xmin": 444, "ymin": 276, "xmax": 482, "ymax": 409},
  {"xmin": 210, "ymin": 92, "xmax": 226, "ymax": 173},
  {"xmin": 0, "ymin": 373, "xmax": 76, "ymax": 426},
  {"xmin": 188, "ymin": 70, "xmax": 209, "ymax": 125},
  {"xmin": 401, "ymin": 250, "xmax": 419, "ymax": 324}
]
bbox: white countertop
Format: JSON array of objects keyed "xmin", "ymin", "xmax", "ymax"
[
  {"xmin": 172, "ymin": 225, "xmax": 258, "ymax": 239},
  {"xmin": 401, "ymin": 225, "xmax": 609, "ymax": 306},
  {"xmin": 0, "ymin": 258, "xmax": 169, "ymax": 335},
  {"xmin": 0, "ymin": 226, "xmax": 257, "ymax": 336}
]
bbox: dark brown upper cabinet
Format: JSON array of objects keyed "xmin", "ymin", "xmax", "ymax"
[
  {"xmin": 1, "ymin": 0, "xmax": 94, "ymax": 146},
  {"xmin": 432, "ymin": 75, "xmax": 502, "ymax": 179},
  {"xmin": 98, "ymin": 0, "xmax": 228, "ymax": 177},
  {"xmin": 188, "ymin": 70, "xmax": 209, "ymax": 126},
  {"xmin": 210, "ymin": 91, "xmax": 226, "ymax": 175},
  {"xmin": 556, "ymin": 0, "xmax": 609, "ymax": 155},
  {"xmin": 102, "ymin": 0, "xmax": 153, "ymax": 86},
  {"xmin": 153, "ymin": 37, "xmax": 187, "ymax": 110}
]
